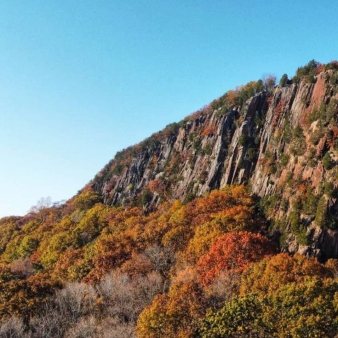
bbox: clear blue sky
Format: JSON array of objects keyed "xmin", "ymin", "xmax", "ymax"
[{"xmin": 1, "ymin": 0, "xmax": 338, "ymax": 217}]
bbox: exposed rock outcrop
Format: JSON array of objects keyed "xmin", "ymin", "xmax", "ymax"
[{"xmin": 91, "ymin": 65, "xmax": 338, "ymax": 259}]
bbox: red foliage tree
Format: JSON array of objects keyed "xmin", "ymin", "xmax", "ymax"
[{"xmin": 197, "ymin": 231, "xmax": 276, "ymax": 286}]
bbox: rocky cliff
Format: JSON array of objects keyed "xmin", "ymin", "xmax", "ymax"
[{"xmin": 91, "ymin": 61, "xmax": 338, "ymax": 259}]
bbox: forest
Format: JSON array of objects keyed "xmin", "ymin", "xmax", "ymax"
[{"xmin": 1, "ymin": 185, "xmax": 338, "ymax": 337}]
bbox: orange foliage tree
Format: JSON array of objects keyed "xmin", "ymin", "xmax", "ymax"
[
  {"xmin": 239, "ymin": 253, "xmax": 333, "ymax": 296},
  {"xmin": 197, "ymin": 231, "xmax": 276, "ymax": 285},
  {"xmin": 163, "ymin": 186, "xmax": 262, "ymax": 256},
  {"xmin": 136, "ymin": 281, "xmax": 206, "ymax": 338},
  {"xmin": 52, "ymin": 247, "xmax": 93, "ymax": 282},
  {"xmin": 0, "ymin": 274, "xmax": 62, "ymax": 320}
]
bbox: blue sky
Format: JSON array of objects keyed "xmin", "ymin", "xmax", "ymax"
[{"xmin": 1, "ymin": 0, "xmax": 338, "ymax": 217}]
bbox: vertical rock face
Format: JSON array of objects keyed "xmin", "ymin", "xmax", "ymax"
[
  {"xmin": 92, "ymin": 67, "xmax": 338, "ymax": 258},
  {"xmin": 93, "ymin": 93, "xmax": 269, "ymax": 207}
]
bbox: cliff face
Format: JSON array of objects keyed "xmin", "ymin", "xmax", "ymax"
[
  {"xmin": 92, "ymin": 92, "xmax": 268, "ymax": 206},
  {"xmin": 92, "ymin": 66, "xmax": 338, "ymax": 259},
  {"xmin": 249, "ymin": 71, "xmax": 338, "ymax": 259}
]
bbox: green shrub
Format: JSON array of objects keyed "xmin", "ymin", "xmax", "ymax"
[
  {"xmin": 324, "ymin": 181, "xmax": 335, "ymax": 197},
  {"xmin": 308, "ymin": 108, "xmax": 320, "ymax": 123},
  {"xmin": 238, "ymin": 134, "xmax": 248, "ymax": 146},
  {"xmin": 293, "ymin": 59, "xmax": 319, "ymax": 83},
  {"xmin": 302, "ymin": 188, "xmax": 319, "ymax": 216},
  {"xmin": 315, "ymin": 196, "xmax": 327, "ymax": 227},
  {"xmin": 280, "ymin": 153, "xmax": 290, "ymax": 166},
  {"xmin": 247, "ymin": 148, "xmax": 257, "ymax": 162},
  {"xmin": 323, "ymin": 152, "xmax": 334, "ymax": 170}
]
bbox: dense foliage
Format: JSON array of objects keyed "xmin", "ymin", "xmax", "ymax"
[{"xmin": 1, "ymin": 185, "xmax": 338, "ymax": 337}]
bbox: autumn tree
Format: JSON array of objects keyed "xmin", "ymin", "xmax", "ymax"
[
  {"xmin": 0, "ymin": 217, "xmax": 19, "ymax": 255},
  {"xmin": 197, "ymin": 231, "xmax": 276, "ymax": 285},
  {"xmin": 120, "ymin": 252, "xmax": 153, "ymax": 277},
  {"xmin": 10, "ymin": 258, "xmax": 34, "ymax": 278},
  {"xmin": 197, "ymin": 278, "xmax": 338, "ymax": 338},
  {"xmin": 73, "ymin": 204, "xmax": 110, "ymax": 245},
  {"xmin": 0, "ymin": 274, "xmax": 62, "ymax": 320},
  {"xmin": 197, "ymin": 294, "xmax": 264, "ymax": 337},
  {"xmin": 137, "ymin": 281, "xmax": 207, "ymax": 338},
  {"xmin": 240, "ymin": 253, "xmax": 333, "ymax": 296},
  {"xmin": 69, "ymin": 188, "xmax": 102, "ymax": 211},
  {"xmin": 52, "ymin": 247, "xmax": 93, "ymax": 282}
]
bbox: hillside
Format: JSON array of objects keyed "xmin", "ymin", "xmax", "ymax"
[
  {"xmin": 92, "ymin": 60, "xmax": 338, "ymax": 259},
  {"xmin": 1, "ymin": 60, "xmax": 338, "ymax": 337}
]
